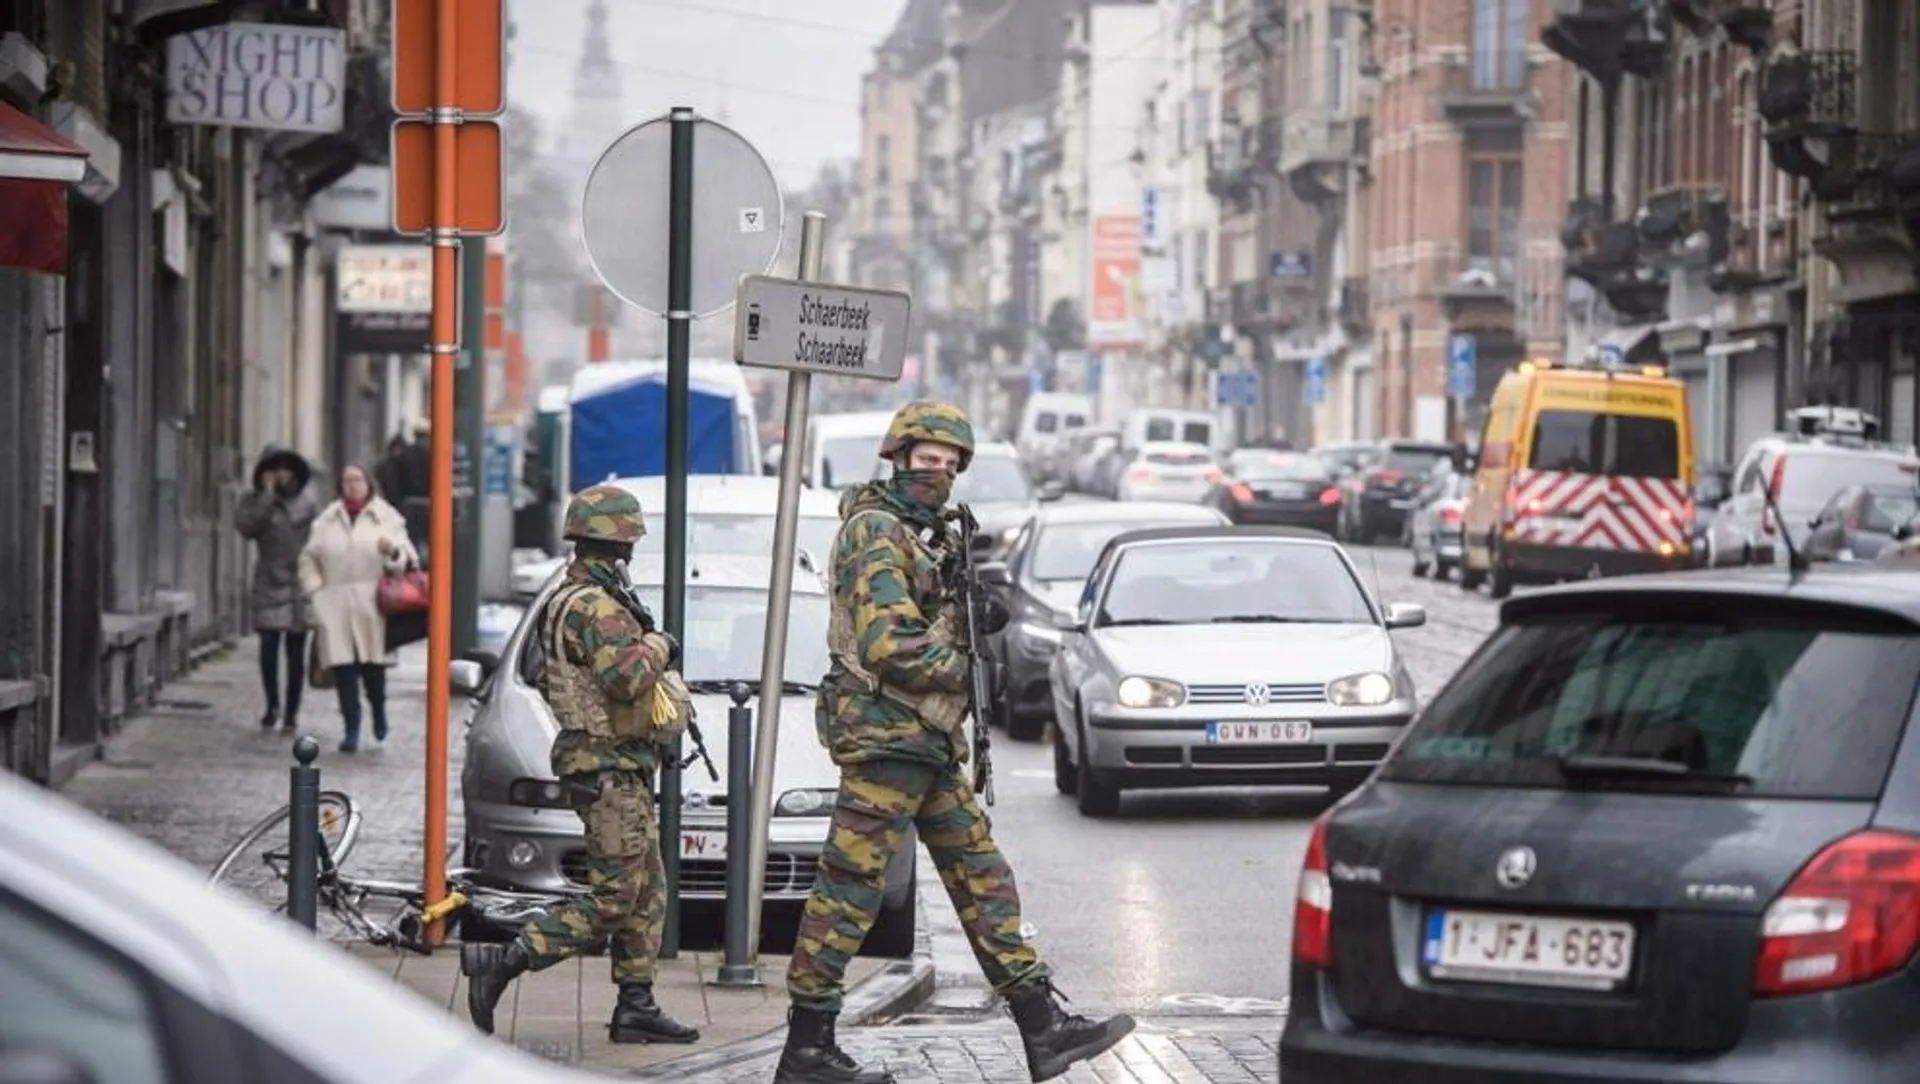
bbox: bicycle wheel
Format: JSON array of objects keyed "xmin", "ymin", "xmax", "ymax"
[{"xmin": 206, "ymin": 791, "xmax": 362, "ymax": 909}]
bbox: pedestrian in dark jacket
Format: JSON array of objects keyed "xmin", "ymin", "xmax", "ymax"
[{"xmin": 235, "ymin": 445, "xmax": 320, "ymax": 731}]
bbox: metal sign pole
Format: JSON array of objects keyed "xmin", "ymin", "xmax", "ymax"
[
  {"xmin": 658, "ymin": 106, "xmax": 696, "ymax": 960},
  {"xmin": 743, "ymin": 211, "xmax": 827, "ymax": 961}
]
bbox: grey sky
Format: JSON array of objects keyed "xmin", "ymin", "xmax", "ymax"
[{"xmin": 507, "ymin": 0, "xmax": 906, "ymax": 189}]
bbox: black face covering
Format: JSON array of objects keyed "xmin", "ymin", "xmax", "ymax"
[{"xmin": 888, "ymin": 467, "xmax": 956, "ymax": 511}]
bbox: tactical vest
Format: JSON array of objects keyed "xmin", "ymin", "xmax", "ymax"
[
  {"xmin": 826, "ymin": 509, "xmax": 972, "ymax": 750},
  {"xmin": 541, "ymin": 582, "xmax": 651, "ymax": 749}
]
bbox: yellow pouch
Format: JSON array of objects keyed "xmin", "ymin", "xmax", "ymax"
[{"xmin": 650, "ymin": 670, "xmax": 693, "ymax": 732}]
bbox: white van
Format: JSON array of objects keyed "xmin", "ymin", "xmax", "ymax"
[
  {"xmin": 807, "ymin": 410, "xmax": 896, "ymax": 489},
  {"xmin": 1017, "ymin": 393, "xmax": 1095, "ymax": 462},
  {"xmin": 1122, "ymin": 408, "xmax": 1218, "ymax": 453}
]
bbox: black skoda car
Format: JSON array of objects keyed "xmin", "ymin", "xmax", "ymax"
[{"xmin": 1281, "ymin": 564, "xmax": 1920, "ymax": 1083}]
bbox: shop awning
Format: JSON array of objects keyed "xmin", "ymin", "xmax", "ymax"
[
  {"xmin": 0, "ymin": 102, "xmax": 87, "ymax": 183},
  {"xmin": 0, "ymin": 104, "xmax": 88, "ymax": 275}
]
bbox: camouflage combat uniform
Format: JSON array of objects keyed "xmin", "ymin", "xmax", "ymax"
[
  {"xmin": 462, "ymin": 484, "xmax": 700, "ymax": 1046},
  {"xmin": 775, "ymin": 404, "xmax": 1136, "ymax": 1084}
]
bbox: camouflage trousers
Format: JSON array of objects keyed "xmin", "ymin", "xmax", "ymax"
[
  {"xmin": 787, "ymin": 758, "xmax": 1049, "ymax": 1013},
  {"xmin": 516, "ymin": 771, "xmax": 666, "ymax": 985}
]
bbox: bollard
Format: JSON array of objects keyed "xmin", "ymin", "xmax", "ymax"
[
  {"xmin": 711, "ymin": 682, "xmax": 762, "ymax": 987},
  {"xmin": 287, "ymin": 735, "xmax": 322, "ymax": 932}
]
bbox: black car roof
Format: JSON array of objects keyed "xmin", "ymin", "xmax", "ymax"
[{"xmin": 1500, "ymin": 564, "xmax": 1920, "ymax": 628}]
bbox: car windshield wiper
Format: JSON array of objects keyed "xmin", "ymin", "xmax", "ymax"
[
  {"xmin": 1208, "ymin": 614, "xmax": 1323, "ymax": 624},
  {"xmin": 684, "ymin": 678, "xmax": 819, "ymax": 695},
  {"xmin": 1100, "ymin": 617, "xmax": 1176, "ymax": 627},
  {"xmin": 1552, "ymin": 753, "xmax": 1754, "ymax": 789}
]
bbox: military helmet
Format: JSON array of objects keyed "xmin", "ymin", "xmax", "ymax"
[
  {"xmin": 562, "ymin": 483, "xmax": 646, "ymax": 543},
  {"xmin": 879, "ymin": 401, "xmax": 975, "ymax": 471}
]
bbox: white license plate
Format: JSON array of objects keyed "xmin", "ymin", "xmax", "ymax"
[
  {"xmin": 1158, "ymin": 470, "xmax": 1200, "ymax": 481},
  {"xmin": 1390, "ymin": 498, "xmax": 1416, "ymax": 509},
  {"xmin": 680, "ymin": 830, "xmax": 727, "ymax": 861},
  {"xmin": 1423, "ymin": 909, "xmax": 1634, "ymax": 990},
  {"xmin": 1205, "ymin": 720, "xmax": 1314, "ymax": 744}
]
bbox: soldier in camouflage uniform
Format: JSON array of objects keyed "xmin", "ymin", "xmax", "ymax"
[
  {"xmin": 775, "ymin": 403, "xmax": 1135, "ymax": 1084},
  {"xmin": 460, "ymin": 484, "xmax": 700, "ymax": 1046}
]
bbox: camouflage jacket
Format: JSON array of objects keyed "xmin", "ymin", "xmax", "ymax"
[
  {"xmin": 817, "ymin": 482, "xmax": 970, "ymax": 768},
  {"xmin": 541, "ymin": 557, "xmax": 673, "ymax": 777}
]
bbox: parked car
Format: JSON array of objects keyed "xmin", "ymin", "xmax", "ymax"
[
  {"xmin": 1116, "ymin": 441, "xmax": 1221, "ymax": 503},
  {"xmin": 460, "ymin": 553, "xmax": 917, "ymax": 955},
  {"xmin": 1066, "ymin": 429, "xmax": 1123, "ymax": 493},
  {"xmin": 1338, "ymin": 440, "xmax": 1461, "ymax": 545},
  {"xmin": 1406, "ymin": 462, "xmax": 1471, "ymax": 580},
  {"xmin": 508, "ymin": 475, "xmax": 841, "ymax": 601},
  {"xmin": 1692, "ymin": 463, "xmax": 1734, "ymax": 567},
  {"xmin": 1207, "ymin": 449, "xmax": 1343, "ymax": 531},
  {"xmin": 1803, "ymin": 483, "xmax": 1920, "ymax": 562},
  {"xmin": 0, "ymin": 770, "xmax": 600, "ymax": 1084},
  {"xmin": 1311, "ymin": 442, "xmax": 1376, "ymax": 481},
  {"xmin": 986, "ymin": 501, "xmax": 1230, "ymax": 741},
  {"xmin": 1281, "ymin": 563, "xmax": 1920, "ymax": 1083},
  {"xmin": 872, "ymin": 439, "xmax": 1063, "ymax": 560},
  {"xmin": 1708, "ymin": 406, "xmax": 1920, "ymax": 567},
  {"xmin": 1047, "ymin": 526, "xmax": 1425, "ymax": 817}
]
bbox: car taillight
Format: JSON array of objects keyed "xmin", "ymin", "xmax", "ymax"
[
  {"xmin": 1230, "ymin": 482, "xmax": 1254, "ymax": 503},
  {"xmin": 1318, "ymin": 486, "xmax": 1341, "ymax": 506},
  {"xmin": 1762, "ymin": 457, "xmax": 1787, "ymax": 535},
  {"xmin": 1440, "ymin": 506, "xmax": 1462, "ymax": 525},
  {"xmin": 1293, "ymin": 813, "xmax": 1334, "ymax": 969},
  {"xmin": 1131, "ymin": 466, "xmax": 1154, "ymax": 483},
  {"xmin": 1205, "ymin": 466, "xmax": 1225, "ymax": 484},
  {"xmin": 1753, "ymin": 830, "xmax": 1920, "ymax": 998}
]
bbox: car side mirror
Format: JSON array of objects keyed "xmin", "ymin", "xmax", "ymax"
[
  {"xmin": 796, "ymin": 548, "xmax": 818, "ymax": 574},
  {"xmin": 1038, "ymin": 479, "xmax": 1065, "ymax": 502},
  {"xmin": 976, "ymin": 561, "xmax": 1013, "ymax": 588},
  {"xmin": 449, "ymin": 659, "xmax": 485, "ymax": 696},
  {"xmin": 1807, "ymin": 514, "xmax": 1825, "ymax": 529},
  {"xmin": 1050, "ymin": 610, "xmax": 1085, "ymax": 633},
  {"xmin": 970, "ymin": 530, "xmax": 998, "ymax": 556},
  {"xmin": 1896, "ymin": 523, "xmax": 1913, "ymax": 542},
  {"xmin": 1384, "ymin": 602, "xmax": 1427, "ymax": 630},
  {"xmin": 0, "ymin": 1048, "xmax": 99, "ymax": 1084},
  {"xmin": 978, "ymin": 595, "xmax": 1011, "ymax": 636},
  {"xmin": 462, "ymin": 648, "xmax": 499, "ymax": 676}
]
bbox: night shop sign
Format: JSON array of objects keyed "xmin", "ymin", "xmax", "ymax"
[{"xmin": 166, "ymin": 22, "xmax": 347, "ymax": 135}]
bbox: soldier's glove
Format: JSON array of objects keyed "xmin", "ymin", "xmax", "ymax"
[{"xmin": 643, "ymin": 630, "xmax": 680, "ymax": 667}]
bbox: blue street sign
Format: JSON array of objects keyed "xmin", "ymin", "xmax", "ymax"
[
  {"xmin": 1269, "ymin": 250, "xmax": 1312, "ymax": 280},
  {"xmin": 1215, "ymin": 370, "xmax": 1260, "ymax": 408},
  {"xmin": 1304, "ymin": 356, "xmax": 1328, "ymax": 406},
  {"xmin": 1087, "ymin": 356, "xmax": 1103, "ymax": 395},
  {"xmin": 1448, "ymin": 333, "xmax": 1477, "ymax": 400},
  {"xmin": 1142, "ymin": 186, "xmax": 1162, "ymax": 246},
  {"xmin": 1598, "ymin": 341, "xmax": 1625, "ymax": 367},
  {"xmin": 1028, "ymin": 368, "xmax": 1047, "ymax": 395}
]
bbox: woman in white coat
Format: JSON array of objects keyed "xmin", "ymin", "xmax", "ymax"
[{"xmin": 299, "ymin": 464, "xmax": 419, "ymax": 752}]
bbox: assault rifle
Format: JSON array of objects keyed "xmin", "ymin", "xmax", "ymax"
[
  {"xmin": 608, "ymin": 575, "xmax": 719, "ymax": 783},
  {"xmin": 945, "ymin": 505, "xmax": 1003, "ymax": 806}
]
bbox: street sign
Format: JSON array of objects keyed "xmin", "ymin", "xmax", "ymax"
[
  {"xmin": 1305, "ymin": 356, "xmax": 1328, "ymax": 406},
  {"xmin": 1269, "ymin": 250, "xmax": 1311, "ymax": 280},
  {"xmin": 336, "ymin": 245, "xmax": 431, "ymax": 313},
  {"xmin": 1598, "ymin": 341, "xmax": 1625, "ymax": 367},
  {"xmin": 1141, "ymin": 186, "xmax": 1162, "ymax": 247},
  {"xmin": 391, "ymin": 0, "xmax": 507, "ymax": 116},
  {"xmin": 390, "ymin": 119, "xmax": 505, "ymax": 235},
  {"xmin": 1448, "ymin": 333, "xmax": 1477, "ymax": 400},
  {"xmin": 1214, "ymin": 369, "xmax": 1260, "ymax": 408},
  {"xmin": 582, "ymin": 113, "xmax": 784, "ymax": 318},
  {"xmin": 732, "ymin": 275, "xmax": 911, "ymax": 381}
]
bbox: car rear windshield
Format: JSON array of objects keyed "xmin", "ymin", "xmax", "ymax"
[
  {"xmin": 1384, "ymin": 446, "xmax": 1452, "ymax": 474},
  {"xmin": 1231, "ymin": 452, "xmax": 1329, "ymax": 481},
  {"xmin": 1780, "ymin": 453, "xmax": 1917, "ymax": 509},
  {"xmin": 1383, "ymin": 605, "xmax": 1920, "ymax": 799},
  {"xmin": 1528, "ymin": 410, "xmax": 1680, "ymax": 478},
  {"xmin": 1145, "ymin": 447, "xmax": 1213, "ymax": 466}
]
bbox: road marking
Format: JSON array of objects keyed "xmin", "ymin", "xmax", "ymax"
[{"xmin": 1011, "ymin": 769, "xmax": 1053, "ymax": 780}]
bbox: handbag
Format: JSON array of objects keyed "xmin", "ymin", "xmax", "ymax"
[
  {"xmin": 307, "ymin": 636, "xmax": 335, "ymax": 690},
  {"xmin": 377, "ymin": 563, "xmax": 430, "ymax": 616}
]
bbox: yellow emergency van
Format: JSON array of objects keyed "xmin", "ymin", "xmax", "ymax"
[{"xmin": 1459, "ymin": 357, "xmax": 1696, "ymax": 598}]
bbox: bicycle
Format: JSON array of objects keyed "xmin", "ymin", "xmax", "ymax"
[{"xmin": 207, "ymin": 790, "xmax": 580, "ymax": 954}]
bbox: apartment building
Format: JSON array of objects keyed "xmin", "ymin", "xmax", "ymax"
[
  {"xmin": 850, "ymin": 0, "xmax": 942, "ymax": 298},
  {"xmin": 1554, "ymin": 0, "xmax": 1920, "ymax": 458},
  {"xmin": 1368, "ymin": 0, "xmax": 1571, "ymax": 442}
]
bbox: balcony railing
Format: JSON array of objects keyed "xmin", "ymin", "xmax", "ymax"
[
  {"xmin": 1635, "ymin": 184, "xmax": 1721, "ymax": 255},
  {"xmin": 1279, "ymin": 106, "xmax": 1357, "ymax": 202},
  {"xmin": 1667, "ymin": 0, "xmax": 1772, "ymax": 53},
  {"xmin": 1436, "ymin": 54, "xmax": 1531, "ymax": 127},
  {"xmin": 1229, "ymin": 280, "xmax": 1269, "ymax": 327},
  {"xmin": 1760, "ymin": 50, "xmax": 1855, "ymax": 136}
]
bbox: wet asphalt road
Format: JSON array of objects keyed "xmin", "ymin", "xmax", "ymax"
[{"xmin": 919, "ymin": 540, "xmax": 1502, "ymax": 1021}]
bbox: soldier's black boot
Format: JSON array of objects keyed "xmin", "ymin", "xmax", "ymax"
[
  {"xmin": 460, "ymin": 940, "xmax": 529, "ymax": 1035},
  {"xmin": 1006, "ymin": 981, "xmax": 1136, "ymax": 1083},
  {"xmin": 607, "ymin": 982, "xmax": 699, "ymax": 1044},
  {"xmin": 772, "ymin": 1007, "xmax": 895, "ymax": 1084}
]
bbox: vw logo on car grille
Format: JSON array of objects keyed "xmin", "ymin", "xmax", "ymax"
[
  {"xmin": 1495, "ymin": 846, "xmax": 1537, "ymax": 889},
  {"xmin": 1242, "ymin": 682, "xmax": 1271, "ymax": 706}
]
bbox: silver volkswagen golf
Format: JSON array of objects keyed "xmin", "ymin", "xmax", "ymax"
[
  {"xmin": 1047, "ymin": 526, "xmax": 1426, "ymax": 817},
  {"xmin": 455, "ymin": 551, "xmax": 916, "ymax": 953}
]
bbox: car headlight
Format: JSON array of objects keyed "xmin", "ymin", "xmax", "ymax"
[
  {"xmin": 1116, "ymin": 676, "xmax": 1185, "ymax": 709},
  {"xmin": 775, "ymin": 788, "xmax": 836, "ymax": 816},
  {"xmin": 508, "ymin": 778, "xmax": 570, "ymax": 810},
  {"xmin": 1326, "ymin": 671, "xmax": 1396, "ymax": 707},
  {"xmin": 1018, "ymin": 618, "xmax": 1063, "ymax": 644}
]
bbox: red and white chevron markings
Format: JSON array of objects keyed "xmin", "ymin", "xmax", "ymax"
[{"xmin": 1508, "ymin": 469, "xmax": 1690, "ymax": 553}]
